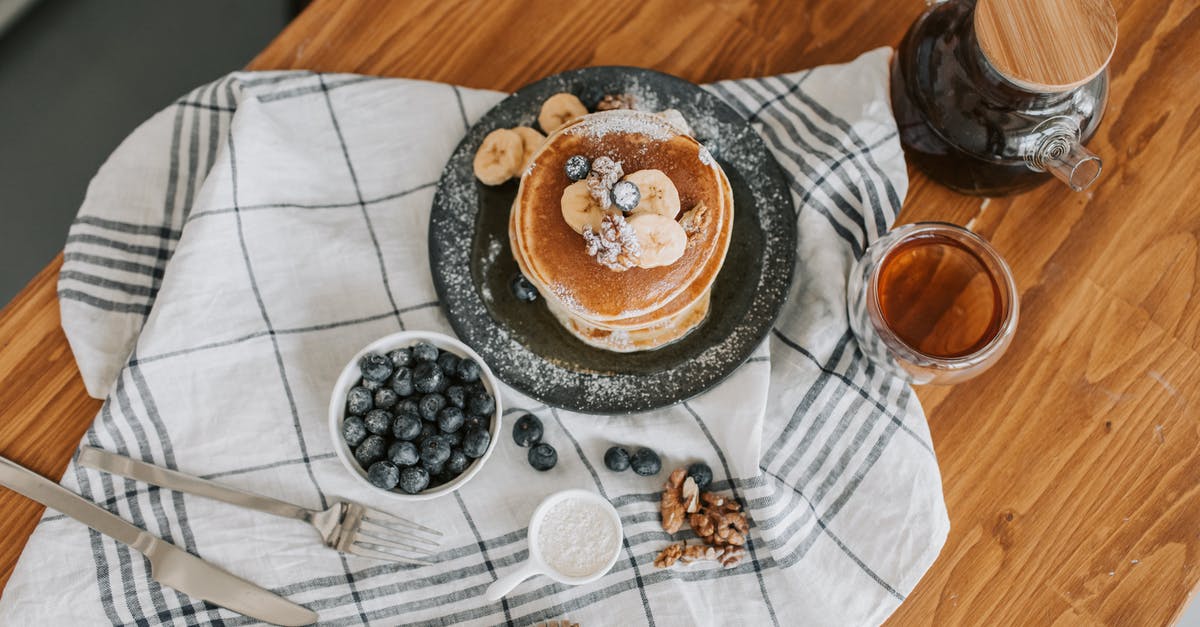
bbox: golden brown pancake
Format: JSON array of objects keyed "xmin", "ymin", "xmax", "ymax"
[{"xmin": 510, "ymin": 110, "xmax": 733, "ymax": 351}]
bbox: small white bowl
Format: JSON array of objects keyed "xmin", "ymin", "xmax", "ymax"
[{"xmin": 328, "ymin": 330, "xmax": 502, "ymax": 501}]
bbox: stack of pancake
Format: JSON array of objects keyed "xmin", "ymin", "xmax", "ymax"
[{"xmin": 509, "ymin": 110, "xmax": 733, "ymax": 352}]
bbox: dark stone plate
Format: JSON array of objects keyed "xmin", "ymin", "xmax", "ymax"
[{"xmin": 430, "ymin": 66, "xmax": 795, "ymax": 414}]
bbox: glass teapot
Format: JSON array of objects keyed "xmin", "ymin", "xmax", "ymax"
[{"xmin": 891, "ymin": 0, "xmax": 1117, "ymax": 196}]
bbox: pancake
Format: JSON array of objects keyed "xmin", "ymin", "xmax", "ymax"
[{"xmin": 509, "ymin": 109, "xmax": 733, "ymax": 352}]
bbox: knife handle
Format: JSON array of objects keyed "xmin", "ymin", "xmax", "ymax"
[
  {"xmin": 0, "ymin": 455, "xmax": 151, "ymax": 551},
  {"xmin": 78, "ymin": 447, "xmax": 313, "ymax": 522}
]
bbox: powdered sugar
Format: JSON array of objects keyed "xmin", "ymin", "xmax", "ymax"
[
  {"xmin": 564, "ymin": 110, "xmax": 677, "ymax": 143},
  {"xmin": 537, "ymin": 498, "xmax": 620, "ymax": 578}
]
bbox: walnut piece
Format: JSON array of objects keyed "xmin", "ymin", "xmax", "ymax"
[
  {"xmin": 679, "ymin": 202, "xmax": 710, "ymax": 237},
  {"xmin": 595, "ymin": 93, "xmax": 637, "ymax": 111},
  {"xmin": 655, "ymin": 542, "xmax": 746, "ymax": 569},
  {"xmin": 660, "ymin": 467, "xmax": 687, "ymax": 534},
  {"xmin": 682, "ymin": 476, "xmax": 700, "ymax": 514},
  {"xmin": 586, "ymin": 156, "xmax": 623, "ymax": 209},
  {"xmin": 654, "ymin": 543, "xmax": 683, "ymax": 568},
  {"xmin": 583, "ymin": 212, "xmax": 641, "ymax": 272}
]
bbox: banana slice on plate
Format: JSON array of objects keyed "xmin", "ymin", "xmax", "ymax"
[
  {"xmin": 656, "ymin": 109, "xmax": 693, "ymax": 136},
  {"xmin": 628, "ymin": 213, "xmax": 687, "ymax": 268},
  {"xmin": 512, "ymin": 126, "xmax": 546, "ymax": 174},
  {"xmin": 539, "ymin": 93, "xmax": 588, "ymax": 133},
  {"xmin": 473, "ymin": 128, "xmax": 524, "ymax": 185},
  {"xmin": 623, "ymin": 169, "xmax": 681, "ymax": 219},
  {"xmin": 560, "ymin": 180, "xmax": 610, "ymax": 234}
]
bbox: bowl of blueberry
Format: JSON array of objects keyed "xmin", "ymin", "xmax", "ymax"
[{"xmin": 328, "ymin": 330, "xmax": 501, "ymax": 500}]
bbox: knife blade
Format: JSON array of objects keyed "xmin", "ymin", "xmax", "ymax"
[{"xmin": 0, "ymin": 455, "xmax": 317, "ymax": 626}]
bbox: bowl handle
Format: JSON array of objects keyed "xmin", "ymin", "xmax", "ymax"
[{"xmin": 486, "ymin": 560, "xmax": 542, "ymax": 601}]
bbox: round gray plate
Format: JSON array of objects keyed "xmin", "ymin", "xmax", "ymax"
[{"xmin": 430, "ymin": 66, "xmax": 795, "ymax": 414}]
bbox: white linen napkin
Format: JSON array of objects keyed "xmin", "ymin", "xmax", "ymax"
[{"xmin": 1, "ymin": 47, "xmax": 947, "ymax": 626}]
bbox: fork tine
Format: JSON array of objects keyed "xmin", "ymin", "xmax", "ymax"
[
  {"xmin": 357, "ymin": 518, "xmax": 440, "ymax": 549},
  {"xmin": 354, "ymin": 525, "xmax": 437, "ymax": 555},
  {"xmin": 361, "ymin": 507, "xmax": 443, "ymax": 537},
  {"xmin": 347, "ymin": 541, "xmax": 434, "ymax": 565}
]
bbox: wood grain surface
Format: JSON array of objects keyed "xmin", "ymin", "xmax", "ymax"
[{"xmin": 1, "ymin": 0, "xmax": 1197, "ymax": 624}]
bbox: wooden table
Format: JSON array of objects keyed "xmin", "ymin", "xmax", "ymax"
[{"xmin": 2, "ymin": 0, "xmax": 1196, "ymax": 624}]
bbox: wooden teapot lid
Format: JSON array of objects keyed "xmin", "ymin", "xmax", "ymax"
[{"xmin": 975, "ymin": 0, "xmax": 1117, "ymax": 92}]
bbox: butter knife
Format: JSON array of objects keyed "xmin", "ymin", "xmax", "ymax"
[{"xmin": 0, "ymin": 455, "xmax": 317, "ymax": 626}]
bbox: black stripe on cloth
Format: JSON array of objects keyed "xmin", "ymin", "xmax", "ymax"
[
  {"xmin": 706, "ymin": 82, "xmax": 866, "ymax": 257},
  {"xmin": 57, "ymin": 289, "xmax": 152, "ymax": 315},
  {"xmin": 63, "ymin": 252, "xmax": 164, "ymax": 280},
  {"xmin": 452, "ymin": 85, "xmax": 469, "ymax": 131},
  {"xmin": 238, "ymin": 71, "xmax": 316, "ymax": 89},
  {"xmin": 72, "ymin": 216, "xmax": 182, "ymax": 240},
  {"xmin": 772, "ymin": 329, "xmax": 934, "ymax": 456},
  {"xmin": 753, "ymin": 76, "xmax": 892, "ymax": 241},
  {"xmin": 319, "ymin": 74, "xmax": 406, "ymax": 332},
  {"xmin": 226, "ymin": 125, "xmax": 372, "ymax": 626},
  {"xmin": 776, "ymin": 74, "xmax": 903, "ymax": 229},
  {"xmin": 681, "ymin": 402, "xmax": 780, "ymax": 627},
  {"xmin": 125, "ymin": 364, "xmax": 222, "ymax": 624},
  {"xmin": 183, "ymin": 180, "xmax": 438, "ymax": 224},
  {"xmin": 65, "ymin": 233, "xmax": 167, "ymax": 258},
  {"xmin": 454, "ymin": 491, "xmax": 514, "ymax": 624},
  {"xmin": 759, "ymin": 467, "xmax": 904, "ymax": 601},
  {"xmin": 720, "ymin": 79, "xmax": 873, "ymax": 255},
  {"xmin": 174, "ymin": 99, "xmax": 235, "ymax": 113},
  {"xmin": 550, "ymin": 408, "xmax": 657, "ymax": 627},
  {"xmin": 59, "ymin": 270, "xmax": 155, "ymax": 298},
  {"xmin": 257, "ymin": 75, "xmax": 374, "ymax": 103},
  {"xmin": 761, "ymin": 331, "xmax": 854, "ymax": 465},
  {"xmin": 71, "ymin": 444, "xmax": 132, "ymax": 625}
]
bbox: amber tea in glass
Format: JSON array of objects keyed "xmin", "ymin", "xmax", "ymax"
[{"xmin": 848, "ymin": 223, "xmax": 1017, "ymax": 384}]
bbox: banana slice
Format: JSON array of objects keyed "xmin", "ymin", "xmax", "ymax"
[
  {"xmin": 623, "ymin": 169, "xmax": 682, "ymax": 219},
  {"xmin": 628, "ymin": 213, "xmax": 687, "ymax": 268},
  {"xmin": 512, "ymin": 126, "xmax": 546, "ymax": 174},
  {"xmin": 539, "ymin": 93, "xmax": 588, "ymax": 133},
  {"xmin": 656, "ymin": 109, "xmax": 692, "ymax": 136},
  {"xmin": 473, "ymin": 128, "xmax": 524, "ymax": 185},
  {"xmin": 560, "ymin": 180, "xmax": 609, "ymax": 234}
]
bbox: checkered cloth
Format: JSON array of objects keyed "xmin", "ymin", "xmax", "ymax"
[{"xmin": 0, "ymin": 47, "xmax": 948, "ymax": 625}]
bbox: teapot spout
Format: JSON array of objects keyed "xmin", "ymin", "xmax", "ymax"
[{"xmin": 1046, "ymin": 142, "xmax": 1102, "ymax": 192}]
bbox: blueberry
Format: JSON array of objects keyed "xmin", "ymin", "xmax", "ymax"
[
  {"xmin": 512, "ymin": 413, "xmax": 543, "ymax": 447},
  {"xmin": 604, "ymin": 446, "xmax": 631, "ymax": 472},
  {"xmin": 438, "ymin": 406, "xmax": 466, "ymax": 433},
  {"xmin": 373, "ymin": 387, "xmax": 399, "ymax": 410},
  {"xmin": 444, "ymin": 450, "xmax": 469, "ymax": 476},
  {"xmin": 688, "ymin": 462, "xmax": 713, "ymax": 489},
  {"xmin": 390, "ymin": 367, "xmax": 414, "ymax": 397},
  {"xmin": 445, "ymin": 385, "xmax": 467, "ymax": 409},
  {"xmin": 413, "ymin": 362, "xmax": 443, "ymax": 394},
  {"xmin": 419, "ymin": 421, "xmax": 438, "ymax": 441},
  {"xmin": 443, "ymin": 430, "xmax": 463, "ymax": 448},
  {"xmin": 346, "ymin": 387, "xmax": 373, "ymax": 415},
  {"xmin": 388, "ymin": 440, "xmax": 420, "ymax": 466},
  {"xmin": 630, "ymin": 448, "xmax": 661, "ymax": 476},
  {"xmin": 419, "ymin": 393, "xmax": 447, "ymax": 422},
  {"xmin": 398, "ymin": 466, "xmax": 429, "ymax": 494},
  {"xmin": 364, "ymin": 409, "xmax": 393, "ymax": 435},
  {"xmin": 359, "ymin": 353, "xmax": 394, "ymax": 382},
  {"xmin": 421, "ymin": 455, "xmax": 446, "ymax": 476},
  {"xmin": 354, "ymin": 435, "xmax": 387, "ymax": 467},
  {"xmin": 456, "ymin": 359, "xmax": 482, "ymax": 383},
  {"xmin": 565, "ymin": 155, "xmax": 590, "ymax": 181},
  {"xmin": 510, "ymin": 273, "xmax": 539, "ymax": 303},
  {"xmin": 392, "ymin": 414, "xmax": 422, "ymax": 441},
  {"xmin": 361, "ymin": 377, "xmax": 383, "ymax": 391},
  {"xmin": 462, "ymin": 427, "xmax": 492, "ymax": 459},
  {"xmin": 342, "ymin": 416, "xmax": 368, "ymax": 447},
  {"xmin": 433, "ymin": 372, "xmax": 451, "ymax": 393},
  {"xmin": 387, "ymin": 348, "xmax": 412, "ymax": 368},
  {"xmin": 527, "ymin": 442, "xmax": 557, "ymax": 471},
  {"xmin": 394, "ymin": 398, "xmax": 420, "ymax": 421},
  {"xmin": 463, "ymin": 415, "xmax": 489, "ymax": 433},
  {"xmin": 467, "ymin": 389, "xmax": 495, "ymax": 417},
  {"xmin": 366, "ymin": 461, "xmax": 400, "ymax": 490},
  {"xmin": 411, "ymin": 342, "xmax": 439, "ymax": 363},
  {"xmin": 420, "ymin": 436, "xmax": 451, "ymax": 466},
  {"xmin": 610, "ymin": 180, "xmax": 641, "ymax": 213},
  {"xmin": 436, "ymin": 352, "xmax": 460, "ymax": 377}
]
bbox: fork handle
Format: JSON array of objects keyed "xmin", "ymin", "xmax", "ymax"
[{"xmin": 78, "ymin": 447, "xmax": 313, "ymax": 522}]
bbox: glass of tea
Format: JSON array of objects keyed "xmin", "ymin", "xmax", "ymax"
[{"xmin": 847, "ymin": 222, "xmax": 1018, "ymax": 384}]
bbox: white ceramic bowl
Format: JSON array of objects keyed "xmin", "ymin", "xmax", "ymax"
[{"xmin": 328, "ymin": 330, "xmax": 502, "ymax": 501}]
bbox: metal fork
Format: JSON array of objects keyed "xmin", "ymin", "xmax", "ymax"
[{"xmin": 78, "ymin": 446, "xmax": 441, "ymax": 565}]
